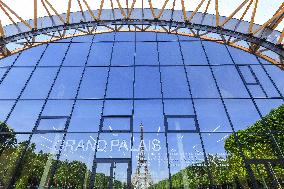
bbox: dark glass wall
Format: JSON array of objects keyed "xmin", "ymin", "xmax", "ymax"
[{"xmin": 0, "ymin": 31, "xmax": 283, "ymax": 188}]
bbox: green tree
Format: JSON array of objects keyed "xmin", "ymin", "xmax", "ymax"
[
  {"xmin": 53, "ymin": 160, "xmax": 87, "ymax": 189},
  {"xmin": 150, "ymin": 155, "xmax": 231, "ymax": 189},
  {"xmin": 0, "ymin": 122, "xmax": 18, "ymax": 187},
  {"xmin": 0, "ymin": 122, "xmax": 17, "ymax": 153},
  {"xmin": 0, "ymin": 139, "xmax": 125, "ymax": 188},
  {"xmin": 14, "ymin": 143, "xmax": 49, "ymax": 189},
  {"xmin": 151, "ymin": 104, "xmax": 284, "ymax": 188},
  {"xmin": 225, "ymin": 104, "xmax": 284, "ymax": 187}
]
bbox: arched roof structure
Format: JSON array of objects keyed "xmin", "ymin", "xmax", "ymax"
[{"xmin": 0, "ymin": 0, "xmax": 283, "ymax": 69}]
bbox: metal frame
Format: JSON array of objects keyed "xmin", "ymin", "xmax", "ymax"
[
  {"xmin": 100, "ymin": 115, "xmax": 133, "ymax": 133},
  {"xmin": 238, "ymin": 65, "xmax": 260, "ymax": 85},
  {"xmin": 1, "ymin": 20, "xmax": 283, "ymax": 69},
  {"xmin": 0, "ymin": 0, "xmax": 283, "ymax": 69},
  {"xmin": 90, "ymin": 158, "xmax": 132, "ymax": 189},
  {"xmin": 164, "ymin": 115, "xmax": 198, "ymax": 133},
  {"xmin": 0, "ymin": 26, "xmax": 283, "ymax": 189},
  {"xmin": 35, "ymin": 116, "xmax": 71, "ymax": 133},
  {"xmin": 0, "ymin": 1, "xmax": 283, "ymax": 188}
]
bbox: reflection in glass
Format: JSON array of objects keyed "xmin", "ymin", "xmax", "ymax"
[{"xmin": 0, "ymin": 31, "xmax": 283, "ymax": 188}]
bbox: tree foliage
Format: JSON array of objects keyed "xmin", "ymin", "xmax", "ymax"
[
  {"xmin": 0, "ymin": 122, "xmax": 17, "ymax": 152},
  {"xmin": 224, "ymin": 104, "xmax": 284, "ymax": 187},
  {"xmin": 151, "ymin": 104, "xmax": 284, "ymax": 188},
  {"xmin": 1, "ymin": 105, "xmax": 283, "ymax": 188},
  {"xmin": 0, "ymin": 140, "xmax": 125, "ymax": 188},
  {"xmin": 150, "ymin": 155, "xmax": 232, "ymax": 189}
]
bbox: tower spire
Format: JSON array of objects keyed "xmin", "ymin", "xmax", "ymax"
[{"xmin": 132, "ymin": 123, "xmax": 153, "ymax": 189}]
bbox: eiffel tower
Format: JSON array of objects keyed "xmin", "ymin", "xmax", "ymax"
[{"xmin": 132, "ymin": 123, "xmax": 153, "ymax": 189}]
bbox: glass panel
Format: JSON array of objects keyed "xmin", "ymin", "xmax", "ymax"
[
  {"xmin": 39, "ymin": 43, "xmax": 69, "ymax": 66},
  {"xmin": 134, "ymin": 100, "xmax": 163, "ymax": 132},
  {"xmin": 112, "ymin": 42, "xmax": 134, "ymax": 66},
  {"xmin": 181, "ymin": 41, "xmax": 207, "ymax": 65},
  {"xmin": 116, "ymin": 32, "xmax": 135, "ymax": 41},
  {"xmin": 68, "ymin": 100, "xmax": 102, "ymax": 132},
  {"xmin": 168, "ymin": 133, "xmax": 210, "ymax": 188},
  {"xmin": 235, "ymin": 132, "xmax": 279, "ymax": 159},
  {"xmin": 21, "ymin": 68, "xmax": 57, "ymax": 99},
  {"xmin": 263, "ymin": 65, "xmax": 284, "ymax": 95},
  {"xmin": 202, "ymin": 41, "xmax": 233, "ymax": 65},
  {"xmin": 104, "ymin": 100, "xmax": 132, "ymax": 116},
  {"xmin": 0, "ymin": 134, "xmax": 30, "ymax": 188},
  {"xmin": 50, "ymin": 67, "xmax": 83, "ymax": 99},
  {"xmin": 164, "ymin": 99, "xmax": 194, "ymax": 116},
  {"xmin": 201, "ymin": 132, "xmax": 249, "ymax": 187},
  {"xmin": 136, "ymin": 42, "xmax": 158, "ymax": 65},
  {"xmin": 213, "ymin": 66, "xmax": 249, "ymax": 98},
  {"xmin": 247, "ymin": 85, "xmax": 266, "ymax": 98},
  {"xmin": 0, "ymin": 68, "xmax": 6, "ymax": 78},
  {"xmin": 250, "ymin": 65, "xmax": 280, "ymax": 98},
  {"xmin": 167, "ymin": 117, "xmax": 196, "ymax": 131},
  {"xmin": 0, "ymin": 54, "xmax": 17, "ymax": 67},
  {"xmin": 106, "ymin": 67, "xmax": 133, "ymax": 98},
  {"xmin": 42, "ymin": 100, "xmax": 73, "ymax": 116},
  {"xmin": 161, "ymin": 67, "xmax": 190, "ymax": 98},
  {"xmin": 88, "ymin": 43, "xmax": 113, "ymax": 66},
  {"xmin": 72, "ymin": 34, "xmax": 93, "ymax": 42},
  {"xmin": 93, "ymin": 32, "xmax": 115, "ymax": 41},
  {"xmin": 0, "ymin": 68, "xmax": 33, "ymax": 99},
  {"xmin": 224, "ymin": 99, "xmax": 260, "ymax": 131},
  {"xmin": 135, "ymin": 67, "xmax": 161, "ymax": 98},
  {"xmin": 238, "ymin": 65, "xmax": 258, "ymax": 84},
  {"xmin": 55, "ymin": 133, "xmax": 97, "ymax": 188},
  {"xmin": 18, "ymin": 133, "xmax": 64, "ymax": 188},
  {"xmin": 63, "ymin": 42, "xmax": 92, "ymax": 66},
  {"xmin": 227, "ymin": 46, "xmax": 259, "ymax": 65},
  {"xmin": 269, "ymin": 163, "xmax": 284, "ymax": 188},
  {"xmin": 95, "ymin": 133, "xmax": 132, "ymax": 158},
  {"xmin": 136, "ymin": 32, "xmax": 156, "ymax": 41},
  {"xmin": 102, "ymin": 117, "xmax": 131, "ymax": 131},
  {"xmin": 6, "ymin": 100, "xmax": 44, "ymax": 132},
  {"xmin": 221, "ymin": 133, "xmax": 250, "ymax": 186},
  {"xmin": 186, "ymin": 66, "xmax": 219, "ymax": 98},
  {"xmin": 250, "ymin": 164, "xmax": 271, "ymax": 188},
  {"xmin": 14, "ymin": 45, "xmax": 47, "ymax": 66},
  {"xmin": 157, "ymin": 33, "xmax": 177, "ymax": 41},
  {"xmin": 79, "ymin": 67, "xmax": 108, "ymax": 99},
  {"xmin": 94, "ymin": 163, "xmax": 111, "ymax": 188},
  {"xmin": 158, "ymin": 42, "xmax": 183, "ymax": 65},
  {"xmin": 255, "ymin": 99, "xmax": 283, "ymax": 115},
  {"xmin": 202, "ymin": 133, "xmax": 229, "ymax": 163},
  {"xmin": 114, "ymin": 163, "xmax": 128, "ymax": 188},
  {"xmin": 195, "ymin": 99, "xmax": 233, "ymax": 132},
  {"xmin": 37, "ymin": 117, "xmax": 68, "ymax": 131},
  {"xmin": 132, "ymin": 133, "xmax": 170, "ymax": 188},
  {"xmin": 178, "ymin": 35, "xmax": 199, "ymax": 41},
  {"xmin": 1, "ymin": 32, "xmax": 284, "ymax": 188},
  {"xmin": 0, "ymin": 100, "xmax": 14, "ymax": 121}
]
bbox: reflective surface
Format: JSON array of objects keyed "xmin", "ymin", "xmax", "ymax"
[{"xmin": 0, "ymin": 31, "xmax": 284, "ymax": 188}]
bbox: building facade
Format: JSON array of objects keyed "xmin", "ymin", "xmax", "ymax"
[{"xmin": 0, "ymin": 1, "xmax": 284, "ymax": 188}]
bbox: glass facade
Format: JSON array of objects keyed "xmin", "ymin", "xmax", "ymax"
[{"xmin": 0, "ymin": 31, "xmax": 283, "ymax": 188}]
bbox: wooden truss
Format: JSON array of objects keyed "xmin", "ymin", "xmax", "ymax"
[{"xmin": 0, "ymin": 0, "xmax": 283, "ymax": 68}]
